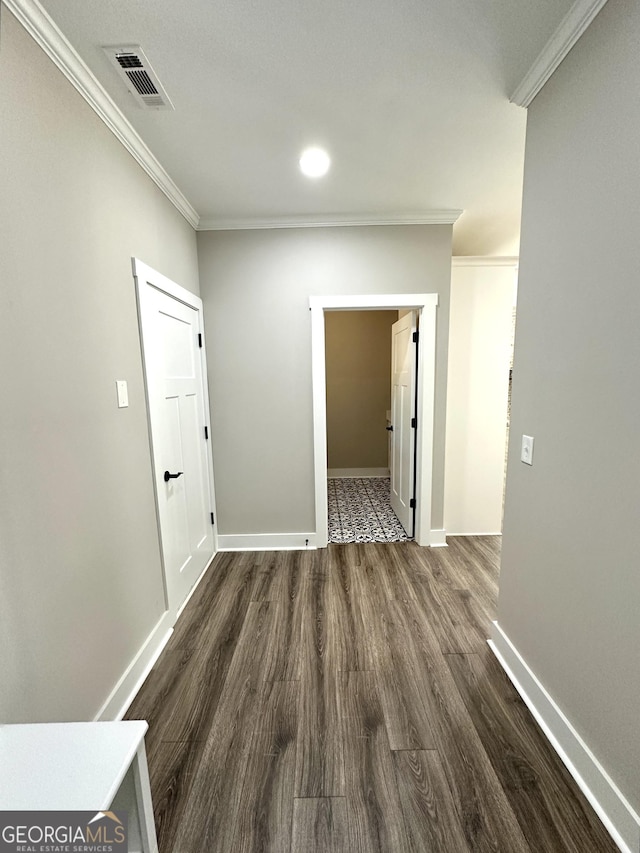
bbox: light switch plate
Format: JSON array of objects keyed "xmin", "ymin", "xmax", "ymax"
[
  {"xmin": 116, "ymin": 380, "xmax": 129, "ymax": 408},
  {"xmin": 521, "ymin": 434, "xmax": 534, "ymax": 465}
]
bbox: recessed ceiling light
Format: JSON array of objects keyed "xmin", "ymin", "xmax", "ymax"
[{"xmin": 299, "ymin": 147, "xmax": 331, "ymax": 178}]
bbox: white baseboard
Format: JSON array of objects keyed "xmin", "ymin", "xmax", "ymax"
[
  {"xmin": 217, "ymin": 532, "xmax": 317, "ymax": 551},
  {"xmin": 327, "ymin": 467, "xmax": 389, "ymax": 478},
  {"xmin": 176, "ymin": 552, "xmax": 215, "ymax": 620},
  {"xmin": 446, "ymin": 530, "xmax": 502, "ymax": 537},
  {"xmin": 430, "ymin": 529, "xmax": 448, "ymax": 547},
  {"xmin": 489, "ymin": 622, "xmax": 640, "ymax": 853},
  {"xmin": 95, "ymin": 613, "xmax": 173, "ymax": 722}
]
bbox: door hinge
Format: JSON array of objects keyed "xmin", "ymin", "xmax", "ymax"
[
  {"xmin": 204, "ymin": 426, "xmax": 209, "ymax": 440},
  {"xmin": 210, "ymin": 512, "xmax": 215, "ymax": 525},
  {"xmin": 198, "ymin": 333, "xmax": 203, "ymax": 348},
  {"xmin": 410, "ymin": 498, "xmax": 416, "ymax": 509},
  {"xmin": 412, "ymin": 330, "xmax": 419, "ymax": 343},
  {"xmin": 411, "ymin": 417, "xmax": 417, "ymax": 429}
]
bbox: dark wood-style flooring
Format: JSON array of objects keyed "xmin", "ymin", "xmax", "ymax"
[{"xmin": 125, "ymin": 538, "xmax": 616, "ymax": 852}]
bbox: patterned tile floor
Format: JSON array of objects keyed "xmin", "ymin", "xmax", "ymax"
[{"xmin": 328, "ymin": 477, "xmax": 410, "ymax": 543}]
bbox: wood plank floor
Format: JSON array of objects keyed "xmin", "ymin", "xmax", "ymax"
[{"xmin": 125, "ymin": 539, "xmax": 617, "ymax": 853}]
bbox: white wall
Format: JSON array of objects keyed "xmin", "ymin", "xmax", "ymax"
[
  {"xmin": 0, "ymin": 9, "xmax": 199, "ymax": 722},
  {"xmin": 444, "ymin": 261, "xmax": 516, "ymax": 534},
  {"xmin": 197, "ymin": 225, "xmax": 452, "ymax": 536},
  {"xmin": 496, "ymin": 0, "xmax": 640, "ymax": 838}
]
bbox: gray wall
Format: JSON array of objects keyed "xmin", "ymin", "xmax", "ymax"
[
  {"xmin": 0, "ymin": 9, "xmax": 199, "ymax": 722},
  {"xmin": 197, "ymin": 225, "xmax": 452, "ymax": 534},
  {"xmin": 498, "ymin": 0, "xmax": 640, "ymax": 813}
]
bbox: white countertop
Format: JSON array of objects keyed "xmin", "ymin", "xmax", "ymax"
[{"xmin": 0, "ymin": 721, "xmax": 148, "ymax": 810}]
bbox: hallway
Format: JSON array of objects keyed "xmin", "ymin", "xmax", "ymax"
[{"xmin": 125, "ymin": 539, "xmax": 615, "ymax": 852}]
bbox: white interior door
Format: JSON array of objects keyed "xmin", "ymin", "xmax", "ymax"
[
  {"xmin": 134, "ymin": 260, "xmax": 216, "ymax": 614},
  {"xmin": 390, "ymin": 311, "xmax": 418, "ymax": 536}
]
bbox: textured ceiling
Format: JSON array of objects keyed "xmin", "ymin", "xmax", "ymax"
[{"xmin": 39, "ymin": 0, "xmax": 575, "ymax": 254}]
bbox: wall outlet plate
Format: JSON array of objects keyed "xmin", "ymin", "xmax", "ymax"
[
  {"xmin": 521, "ymin": 434, "xmax": 534, "ymax": 465},
  {"xmin": 116, "ymin": 380, "xmax": 129, "ymax": 408}
]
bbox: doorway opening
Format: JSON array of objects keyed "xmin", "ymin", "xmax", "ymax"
[
  {"xmin": 310, "ymin": 294, "xmax": 438, "ymax": 548},
  {"xmin": 324, "ymin": 309, "xmax": 417, "ymax": 544},
  {"xmin": 444, "ymin": 258, "xmax": 518, "ymax": 538}
]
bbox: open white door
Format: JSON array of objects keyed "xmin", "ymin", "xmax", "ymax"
[
  {"xmin": 133, "ymin": 259, "xmax": 216, "ymax": 615},
  {"xmin": 390, "ymin": 311, "xmax": 418, "ymax": 536}
]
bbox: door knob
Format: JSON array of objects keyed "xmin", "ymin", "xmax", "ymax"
[
  {"xmin": 164, "ymin": 470, "xmax": 183, "ymax": 482},
  {"xmin": 386, "ymin": 425, "xmax": 394, "ymax": 431}
]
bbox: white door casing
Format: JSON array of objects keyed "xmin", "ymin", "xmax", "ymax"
[
  {"xmin": 310, "ymin": 293, "xmax": 438, "ymax": 547},
  {"xmin": 390, "ymin": 312, "xmax": 417, "ymax": 536},
  {"xmin": 133, "ymin": 259, "xmax": 216, "ymax": 617}
]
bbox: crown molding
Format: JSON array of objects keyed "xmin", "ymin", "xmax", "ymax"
[
  {"xmin": 196, "ymin": 211, "xmax": 463, "ymax": 231},
  {"xmin": 4, "ymin": 0, "xmax": 200, "ymax": 229},
  {"xmin": 510, "ymin": 0, "xmax": 610, "ymax": 107},
  {"xmin": 452, "ymin": 256, "xmax": 518, "ymax": 267}
]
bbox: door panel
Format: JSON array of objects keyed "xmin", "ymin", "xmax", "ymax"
[
  {"xmin": 181, "ymin": 391, "xmax": 209, "ymax": 551},
  {"xmin": 390, "ymin": 312, "xmax": 417, "ymax": 536},
  {"xmin": 162, "ymin": 393, "xmax": 191, "ymax": 576},
  {"xmin": 136, "ymin": 264, "xmax": 215, "ymax": 614},
  {"xmin": 159, "ymin": 310, "xmax": 195, "ymax": 378}
]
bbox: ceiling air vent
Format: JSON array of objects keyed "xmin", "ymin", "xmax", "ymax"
[{"xmin": 102, "ymin": 45, "xmax": 174, "ymax": 110}]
